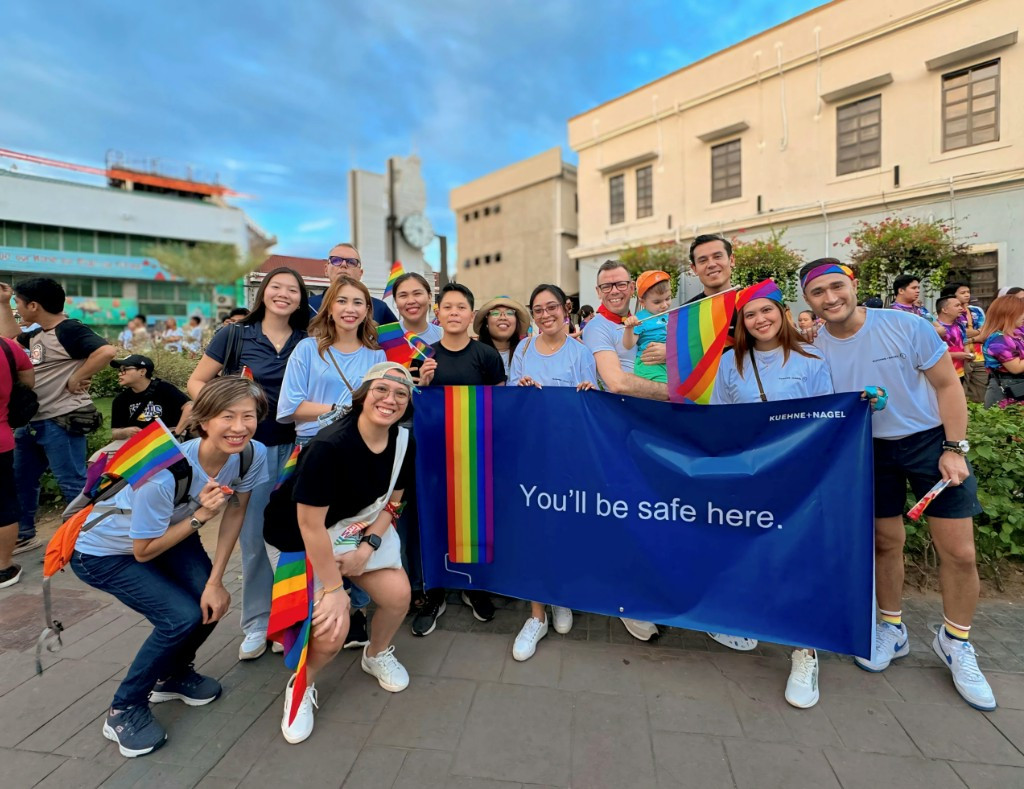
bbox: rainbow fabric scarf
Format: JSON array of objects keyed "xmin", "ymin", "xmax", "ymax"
[
  {"xmin": 275, "ymin": 444, "xmax": 301, "ymax": 491},
  {"xmin": 666, "ymin": 289, "xmax": 738, "ymax": 404},
  {"xmin": 267, "ymin": 552, "xmax": 314, "ymax": 725},
  {"xmin": 444, "ymin": 386, "xmax": 494, "ymax": 563},
  {"xmin": 104, "ymin": 419, "xmax": 185, "ymax": 488}
]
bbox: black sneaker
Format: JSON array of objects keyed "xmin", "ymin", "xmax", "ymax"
[
  {"xmin": 461, "ymin": 590, "xmax": 495, "ymax": 622},
  {"xmin": 411, "ymin": 592, "xmax": 447, "ymax": 637},
  {"xmin": 0, "ymin": 563, "xmax": 22, "ymax": 589},
  {"xmin": 103, "ymin": 705, "xmax": 167, "ymax": 758},
  {"xmin": 344, "ymin": 609, "xmax": 371, "ymax": 649},
  {"xmin": 12, "ymin": 536, "xmax": 41, "ymax": 556},
  {"xmin": 149, "ymin": 664, "xmax": 222, "ymax": 706}
]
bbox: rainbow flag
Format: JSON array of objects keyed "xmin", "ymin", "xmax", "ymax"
[
  {"xmin": 444, "ymin": 386, "xmax": 494, "ymax": 563},
  {"xmin": 104, "ymin": 420, "xmax": 186, "ymax": 488},
  {"xmin": 240, "ymin": 365, "xmax": 255, "ymax": 381},
  {"xmin": 666, "ymin": 289, "xmax": 738, "ymax": 405},
  {"xmin": 267, "ymin": 552, "xmax": 313, "ymax": 725},
  {"xmin": 275, "ymin": 444, "xmax": 301, "ymax": 491},
  {"xmin": 377, "ymin": 322, "xmax": 432, "ymax": 367},
  {"xmin": 382, "ymin": 261, "xmax": 405, "ymax": 300}
]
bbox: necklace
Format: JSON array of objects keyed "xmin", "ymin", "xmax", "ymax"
[{"xmin": 538, "ymin": 333, "xmax": 565, "ymax": 354}]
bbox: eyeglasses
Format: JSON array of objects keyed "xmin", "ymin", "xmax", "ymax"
[
  {"xmin": 531, "ymin": 303, "xmax": 562, "ymax": 317},
  {"xmin": 597, "ymin": 281, "xmax": 632, "ymax": 294},
  {"xmin": 327, "ymin": 256, "xmax": 361, "ymax": 268},
  {"xmin": 369, "ymin": 383, "xmax": 410, "ymax": 403},
  {"xmin": 488, "ymin": 309, "xmax": 517, "ymax": 319}
]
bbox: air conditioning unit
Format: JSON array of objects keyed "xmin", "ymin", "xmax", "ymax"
[{"xmin": 215, "ymin": 294, "xmax": 234, "ymax": 307}]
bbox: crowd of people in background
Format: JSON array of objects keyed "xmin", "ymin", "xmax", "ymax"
[{"xmin": 1, "ymin": 233, "xmax": 1022, "ymax": 757}]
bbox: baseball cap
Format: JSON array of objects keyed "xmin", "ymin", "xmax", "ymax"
[
  {"xmin": 636, "ymin": 270, "xmax": 671, "ymax": 299},
  {"xmin": 110, "ymin": 354, "xmax": 154, "ymax": 374},
  {"xmin": 363, "ymin": 361, "xmax": 415, "ymax": 389}
]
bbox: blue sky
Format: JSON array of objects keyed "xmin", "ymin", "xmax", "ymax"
[{"xmin": 1, "ymin": 0, "xmax": 821, "ymax": 267}]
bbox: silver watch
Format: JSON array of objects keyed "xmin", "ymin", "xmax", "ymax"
[{"xmin": 189, "ymin": 516, "xmax": 204, "ymax": 531}]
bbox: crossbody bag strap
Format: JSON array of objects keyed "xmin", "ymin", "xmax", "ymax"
[
  {"xmin": 748, "ymin": 347, "xmax": 768, "ymax": 402},
  {"xmin": 326, "ymin": 348, "xmax": 355, "ymax": 393},
  {"xmin": 0, "ymin": 338, "xmax": 17, "ymax": 378}
]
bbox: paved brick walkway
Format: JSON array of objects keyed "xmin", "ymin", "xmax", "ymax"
[{"xmin": 2, "ymin": 545, "xmax": 1023, "ymax": 788}]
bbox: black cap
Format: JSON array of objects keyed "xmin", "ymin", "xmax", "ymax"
[{"xmin": 110, "ymin": 354, "xmax": 154, "ymax": 373}]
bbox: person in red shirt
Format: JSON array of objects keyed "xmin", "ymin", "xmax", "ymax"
[{"xmin": 0, "ymin": 283, "xmax": 35, "ymax": 587}]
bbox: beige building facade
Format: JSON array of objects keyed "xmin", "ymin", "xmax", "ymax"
[
  {"xmin": 568, "ymin": 0, "xmax": 1023, "ymax": 306},
  {"xmin": 450, "ymin": 147, "xmax": 578, "ymax": 307}
]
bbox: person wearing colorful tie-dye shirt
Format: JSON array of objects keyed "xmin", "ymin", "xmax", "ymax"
[
  {"xmin": 978, "ymin": 296, "xmax": 1024, "ymax": 408},
  {"xmin": 941, "ymin": 282, "xmax": 987, "ymax": 403},
  {"xmin": 935, "ymin": 296, "xmax": 972, "ymax": 379},
  {"xmin": 890, "ymin": 275, "xmax": 946, "ymax": 338}
]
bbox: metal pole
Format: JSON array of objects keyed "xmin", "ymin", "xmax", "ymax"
[{"xmin": 439, "ymin": 234, "xmax": 450, "ymax": 291}]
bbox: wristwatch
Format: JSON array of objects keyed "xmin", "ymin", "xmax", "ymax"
[
  {"xmin": 360, "ymin": 534, "xmax": 382, "ymax": 551},
  {"xmin": 189, "ymin": 515, "xmax": 206, "ymax": 531},
  {"xmin": 942, "ymin": 439, "xmax": 970, "ymax": 455}
]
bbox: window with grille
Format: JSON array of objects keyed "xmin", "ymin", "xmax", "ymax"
[
  {"xmin": 711, "ymin": 140, "xmax": 741, "ymax": 202},
  {"xmin": 609, "ymin": 174, "xmax": 625, "ymax": 224},
  {"xmin": 636, "ymin": 166, "xmax": 653, "ymax": 218},
  {"xmin": 943, "ymin": 60, "xmax": 999, "ymax": 151},
  {"xmin": 837, "ymin": 95, "xmax": 881, "ymax": 175}
]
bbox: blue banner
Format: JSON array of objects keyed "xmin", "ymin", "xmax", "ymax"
[{"xmin": 413, "ymin": 388, "xmax": 875, "ymax": 658}]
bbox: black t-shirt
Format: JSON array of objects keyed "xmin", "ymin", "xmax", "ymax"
[
  {"xmin": 685, "ymin": 290, "xmax": 739, "ymax": 351},
  {"xmin": 264, "ymin": 417, "xmax": 415, "ymax": 551},
  {"xmin": 415, "ymin": 339, "xmax": 507, "ymax": 386},
  {"xmin": 111, "ymin": 379, "xmax": 190, "ymax": 429}
]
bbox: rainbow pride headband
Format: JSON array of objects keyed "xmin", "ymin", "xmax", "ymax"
[
  {"xmin": 801, "ymin": 261, "xmax": 854, "ymax": 290},
  {"xmin": 736, "ymin": 280, "xmax": 784, "ymax": 310}
]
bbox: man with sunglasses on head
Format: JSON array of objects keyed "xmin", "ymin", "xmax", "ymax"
[{"xmin": 309, "ymin": 243, "xmax": 398, "ymax": 326}]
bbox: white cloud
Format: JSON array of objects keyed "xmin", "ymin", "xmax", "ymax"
[{"xmin": 297, "ymin": 217, "xmax": 337, "ymax": 233}]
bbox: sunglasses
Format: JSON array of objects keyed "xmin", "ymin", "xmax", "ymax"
[{"xmin": 327, "ymin": 256, "xmax": 362, "ymax": 268}]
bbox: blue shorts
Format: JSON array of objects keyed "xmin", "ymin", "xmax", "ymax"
[{"xmin": 873, "ymin": 426, "xmax": 982, "ymax": 519}]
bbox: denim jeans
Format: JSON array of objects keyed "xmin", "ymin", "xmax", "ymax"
[
  {"xmin": 15, "ymin": 419, "xmax": 88, "ymax": 539},
  {"xmin": 71, "ymin": 534, "xmax": 215, "ymax": 709}
]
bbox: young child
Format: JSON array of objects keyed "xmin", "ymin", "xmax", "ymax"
[
  {"xmin": 622, "ymin": 270, "xmax": 672, "ymax": 383},
  {"xmin": 935, "ymin": 295, "xmax": 971, "ymax": 379}
]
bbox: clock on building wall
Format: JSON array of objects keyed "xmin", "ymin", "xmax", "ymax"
[{"xmin": 400, "ymin": 212, "xmax": 434, "ymax": 249}]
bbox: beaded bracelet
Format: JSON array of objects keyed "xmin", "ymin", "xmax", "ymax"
[{"xmin": 384, "ymin": 501, "xmax": 406, "ymax": 521}]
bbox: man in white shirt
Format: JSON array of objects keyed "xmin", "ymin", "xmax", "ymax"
[{"xmin": 801, "ymin": 258, "xmax": 994, "ymax": 711}]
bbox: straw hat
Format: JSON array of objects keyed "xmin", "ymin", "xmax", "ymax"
[{"xmin": 473, "ymin": 296, "xmax": 531, "ymax": 336}]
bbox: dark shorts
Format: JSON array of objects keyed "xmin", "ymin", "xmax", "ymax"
[
  {"xmin": 0, "ymin": 451, "xmax": 20, "ymax": 526},
  {"xmin": 873, "ymin": 426, "xmax": 982, "ymax": 519}
]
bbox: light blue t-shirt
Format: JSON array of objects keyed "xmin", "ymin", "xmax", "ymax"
[
  {"xmin": 401, "ymin": 320, "xmax": 442, "ymax": 345},
  {"xmin": 277, "ymin": 338, "xmax": 385, "ymax": 437},
  {"xmin": 710, "ymin": 346, "xmax": 833, "ymax": 404},
  {"xmin": 813, "ymin": 308, "xmax": 946, "ymax": 439},
  {"xmin": 633, "ymin": 308, "xmax": 669, "ymax": 351},
  {"xmin": 75, "ymin": 438, "xmax": 269, "ymax": 557},
  {"xmin": 508, "ymin": 336, "xmax": 599, "ymax": 388},
  {"xmin": 582, "ymin": 312, "xmax": 635, "ymax": 388}
]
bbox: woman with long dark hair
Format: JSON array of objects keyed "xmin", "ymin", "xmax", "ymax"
[
  {"xmin": 474, "ymin": 296, "xmax": 530, "ymax": 376},
  {"xmin": 188, "ymin": 267, "xmax": 309, "ymax": 661}
]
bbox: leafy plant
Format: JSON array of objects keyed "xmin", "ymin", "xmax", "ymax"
[
  {"xmin": 838, "ymin": 216, "xmax": 972, "ymax": 304},
  {"xmin": 729, "ymin": 228, "xmax": 803, "ymax": 302},
  {"xmin": 144, "ymin": 242, "xmax": 264, "ymax": 285},
  {"xmin": 618, "ymin": 243, "xmax": 688, "ymax": 299}
]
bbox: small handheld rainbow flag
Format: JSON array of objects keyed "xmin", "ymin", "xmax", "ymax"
[
  {"xmin": 377, "ymin": 322, "xmax": 433, "ymax": 368},
  {"xmin": 382, "ymin": 261, "xmax": 405, "ymax": 300},
  {"xmin": 267, "ymin": 552, "xmax": 313, "ymax": 725},
  {"xmin": 666, "ymin": 288, "xmax": 738, "ymax": 405},
  {"xmin": 275, "ymin": 444, "xmax": 301, "ymax": 491},
  {"xmin": 444, "ymin": 386, "xmax": 494, "ymax": 563},
  {"xmin": 104, "ymin": 419, "xmax": 186, "ymax": 489}
]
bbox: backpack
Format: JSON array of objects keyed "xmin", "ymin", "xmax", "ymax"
[{"xmin": 0, "ymin": 338, "xmax": 39, "ymax": 428}]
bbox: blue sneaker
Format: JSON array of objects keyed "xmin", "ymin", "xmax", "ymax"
[
  {"xmin": 854, "ymin": 622, "xmax": 910, "ymax": 672},
  {"xmin": 103, "ymin": 705, "xmax": 167, "ymax": 758},
  {"xmin": 149, "ymin": 665, "xmax": 222, "ymax": 706},
  {"xmin": 933, "ymin": 630, "xmax": 997, "ymax": 711}
]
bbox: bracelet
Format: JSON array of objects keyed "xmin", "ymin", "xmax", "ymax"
[
  {"xmin": 322, "ymin": 581, "xmax": 344, "ymax": 595},
  {"xmin": 384, "ymin": 501, "xmax": 406, "ymax": 521}
]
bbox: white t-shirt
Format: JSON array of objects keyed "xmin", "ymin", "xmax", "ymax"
[
  {"xmin": 163, "ymin": 328, "xmax": 183, "ymax": 352},
  {"xmin": 710, "ymin": 346, "xmax": 833, "ymax": 404},
  {"xmin": 813, "ymin": 308, "xmax": 947, "ymax": 439},
  {"xmin": 582, "ymin": 312, "xmax": 635, "ymax": 388},
  {"xmin": 508, "ymin": 336, "xmax": 599, "ymax": 388},
  {"xmin": 75, "ymin": 438, "xmax": 269, "ymax": 557}
]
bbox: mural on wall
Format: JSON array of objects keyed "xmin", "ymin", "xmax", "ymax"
[
  {"xmin": 0, "ymin": 247, "xmax": 182, "ymax": 280},
  {"xmin": 64, "ymin": 296, "xmax": 139, "ymax": 326}
]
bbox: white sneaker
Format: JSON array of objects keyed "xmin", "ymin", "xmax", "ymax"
[
  {"xmin": 551, "ymin": 606, "xmax": 573, "ymax": 635},
  {"xmin": 785, "ymin": 649, "xmax": 820, "ymax": 709},
  {"xmin": 933, "ymin": 630, "xmax": 997, "ymax": 711},
  {"xmin": 281, "ymin": 674, "xmax": 318, "ymax": 744},
  {"xmin": 513, "ymin": 617, "xmax": 549, "ymax": 661},
  {"xmin": 707, "ymin": 632, "xmax": 758, "ymax": 651},
  {"xmin": 621, "ymin": 618, "xmax": 659, "ymax": 641},
  {"xmin": 271, "ymin": 641, "xmax": 284, "ymax": 654},
  {"xmin": 854, "ymin": 622, "xmax": 909, "ymax": 672},
  {"xmin": 361, "ymin": 645, "xmax": 409, "ymax": 692},
  {"xmin": 238, "ymin": 632, "xmax": 267, "ymax": 660}
]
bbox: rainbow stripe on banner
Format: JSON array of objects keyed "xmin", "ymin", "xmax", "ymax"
[
  {"xmin": 267, "ymin": 552, "xmax": 313, "ymax": 725},
  {"xmin": 666, "ymin": 289, "xmax": 738, "ymax": 405},
  {"xmin": 383, "ymin": 261, "xmax": 405, "ymax": 300},
  {"xmin": 104, "ymin": 419, "xmax": 185, "ymax": 488},
  {"xmin": 275, "ymin": 444, "xmax": 301, "ymax": 491},
  {"xmin": 444, "ymin": 386, "xmax": 494, "ymax": 563}
]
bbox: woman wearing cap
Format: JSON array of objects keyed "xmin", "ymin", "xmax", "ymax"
[
  {"xmin": 622, "ymin": 270, "xmax": 672, "ymax": 382},
  {"xmin": 506, "ymin": 284, "xmax": 598, "ymax": 660},
  {"xmin": 263, "ymin": 362, "xmax": 417, "ymax": 745},
  {"xmin": 474, "ymin": 295, "xmax": 530, "ymax": 376}
]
